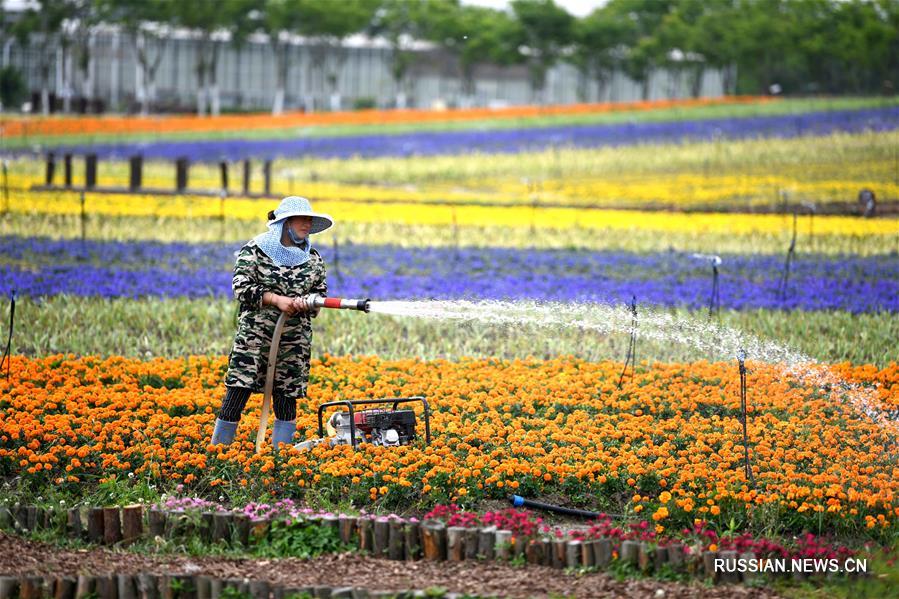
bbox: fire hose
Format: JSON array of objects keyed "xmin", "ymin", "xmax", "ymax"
[{"xmin": 255, "ymin": 293, "xmax": 371, "ymax": 454}]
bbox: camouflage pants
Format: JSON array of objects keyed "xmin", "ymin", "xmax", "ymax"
[
  {"xmin": 218, "ymin": 385, "xmax": 297, "ymax": 422},
  {"xmin": 224, "ymin": 308, "xmax": 313, "ymax": 400}
]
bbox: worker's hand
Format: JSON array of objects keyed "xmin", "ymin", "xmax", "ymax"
[
  {"xmin": 274, "ymin": 295, "xmax": 299, "ymax": 315},
  {"xmin": 291, "ymin": 296, "xmax": 313, "ymax": 313}
]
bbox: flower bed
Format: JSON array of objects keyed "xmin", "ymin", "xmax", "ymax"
[
  {"xmin": 2, "ymin": 236, "xmax": 897, "ymax": 312},
  {"xmin": 1, "ymin": 355, "xmax": 896, "ymax": 542},
  {"xmin": 1, "ymin": 96, "xmax": 773, "ymax": 139},
  {"xmin": 13, "ymin": 106, "xmax": 899, "ymax": 162}
]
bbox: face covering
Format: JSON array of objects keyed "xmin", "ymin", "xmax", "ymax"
[
  {"xmin": 286, "ymin": 225, "xmax": 309, "ymax": 249},
  {"xmin": 253, "ymin": 220, "xmax": 311, "ymax": 267}
]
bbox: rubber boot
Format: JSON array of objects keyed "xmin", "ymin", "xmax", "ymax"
[
  {"xmin": 210, "ymin": 418, "xmax": 238, "ymax": 445},
  {"xmin": 272, "ymin": 419, "xmax": 296, "ymax": 451}
]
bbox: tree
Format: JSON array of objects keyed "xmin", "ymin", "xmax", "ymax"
[
  {"xmin": 259, "ymin": 0, "xmax": 306, "ymax": 115},
  {"xmin": 600, "ymin": 0, "xmax": 675, "ymax": 101},
  {"xmin": 828, "ymin": 0, "xmax": 892, "ymax": 94},
  {"xmin": 509, "ymin": 0, "xmax": 574, "ymax": 103},
  {"xmin": 0, "ymin": 66, "xmax": 27, "ymax": 112},
  {"xmin": 368, "ymin": 0, "xmax": 430, "ymax": 109},
  {"xmin": 99, "ymin": 0, "xmax": 175, "ymax": 115},
  {"xmin": 572, "ymin": 7, "xmax": 631, "ymax": 102},
  {"xmin": 651, "ymin": 0, "xmax": 710, "ymax": 98},
  {"xmin": 12, "ymin": 0, "xmax": 79, "ymax": 115},
  {"xmin": 419, "ymin": 1, "xmax": 516, "ymax": 106},
  {"xmin": 173, "ymin": 0, "xmax": 258, "ymax": 116},
  {"xmin": 878, "ymin": 0, "xmax": 899, "ymax": 95},
  {"xmin": 65, "ymin": 0, "xmax": 103, "ymax": 112},
  {"xmin": 297, "ymin": 0, "xmax": 376, "ymax": 111},
  {"xmin": 690, "ymin": 0, "xmax": 740, "ymax": 95},
  {"xmin": 728, "ymin": 0, "xmax": 796, "ymax": 94}
]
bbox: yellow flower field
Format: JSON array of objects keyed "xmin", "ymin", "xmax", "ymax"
[{"xmin": 6, "ymin": 189, "xmax": 898, "ymax": 239}]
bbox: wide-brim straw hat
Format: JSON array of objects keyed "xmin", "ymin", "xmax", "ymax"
[{"xmin": 268, "ymin": 196, "xmax": 334, "ymax": 234}]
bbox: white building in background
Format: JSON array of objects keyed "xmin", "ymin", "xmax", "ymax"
[{"xmin": 3, "ymin": 25, "xmax": 726, "ymax": 114}]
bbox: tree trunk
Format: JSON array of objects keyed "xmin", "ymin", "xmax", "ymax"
[
  {"xmin": 79, "ymin": 33, "xmax": 95, "ymax": 110},
  {"xmin": 134, "ymin": 32, "xmax": 165, "ymax": 116},
  {"xmin": 145, "ymin": 77, "xmax": 156, "ymax": 115},
  {"xmin": 208, "ymin": 40, "xmax": 221, "ymax": 116},
  {"xmin": 596, "ymin": 73, "xmax": 609, "ymax": 103},
  {"xmin": 308, "ymin": 43, "xmax": 326, "ymax": 112},
  {"xmin": 690, "ymin": 64, "xmax": 704, "ymax": 98},
  {"xmin": 38, "ymin": 24, "xmax": 54, "ymax": 115},
  {"xmin": 195, "ymin": 40, "xmax": 208, "ymax": 117},
  {"xmin": 459, "ymin": 60, "xmax": 477, "ymax": 108},
  {"xmin": 210, "ymin": 82, "xmax": 220, "ymax": 116},
  {"xmin": 528, "ymin": 62, "xmax": 546, "ymax": 105},
  {"xmin": 576, "ymin": 68, "xmax": 588, "ymax": 103},
  {"xmin": 147, "ymin": 57, "xmax": 160, "ymax": 112},
  {"xmin": 136, "ymin": 34, "xmax": 147, "ymax": 115},
  {"xmin": 722, "ymin": 64, "xmax": 736, "ymax": 96},
  {"xmin": 40, "ymin": 56, "xmax": 51, "ymax": 116},
  {"xmin": 196, "ymin": 76, "xmax": 207, "ymax": 116},
  {"xmin": 667, "ymin": 66, "xmax": 682, "ymax": 99},
  {"xmin": 86, "ymin": 34, "xmax": 95, "ymax": 106},
  {"xmin": 272, "ymin": 39, "xmax": 288, "ymax": 115},
  {"xmin": 326, "ymin": 47, "xmax": 346, "ymax": 112},
  {"xmin": 62, "ymin": 44, "xmax": 72, "ymax": 113},
  {"xmin": 273, "ymin": 87, "xmax": 285, "ymax": 115}
]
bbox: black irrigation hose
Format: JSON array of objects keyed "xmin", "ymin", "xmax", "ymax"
[
  {"xmin": 510, "ymin": 495, "xmax": 616, "ymax": 519},
  {"xmin": 1, "ymin": 290, "xmax": 15, "ymax": 381}
]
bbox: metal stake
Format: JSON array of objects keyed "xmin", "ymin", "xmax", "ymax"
[
  {"xmin": 617, "ymin": 296, "xmax": 638, "ymax": 389},
  {"xmin": 737, "ymin": 349, "xmax": 754, "ymax": 487}
]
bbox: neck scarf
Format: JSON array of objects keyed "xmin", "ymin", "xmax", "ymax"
[{"xmin": 253, "ymin": 221, "xmax": 311, "ymax": 267}]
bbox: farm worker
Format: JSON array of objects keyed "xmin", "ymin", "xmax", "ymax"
[{"xmin": 210, "ymin": 196, "xmax": 331, "ymax": 449}]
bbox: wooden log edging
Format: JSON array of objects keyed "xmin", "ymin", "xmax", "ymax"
[
  {"xmin": 0, "ymin": 575, "xmax": 480, "ymax": 599},
  {"xmin": 0, "ymin": 504, "xmax": 768, "ymax": 585}
]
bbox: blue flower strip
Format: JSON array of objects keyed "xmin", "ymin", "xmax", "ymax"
[{"xmin": 1, "ymin": 236, "xmax": 896, "ymax": 312}]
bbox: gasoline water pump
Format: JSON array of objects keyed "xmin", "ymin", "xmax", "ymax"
[
  {"xmin": 295, "ymin": 397, "xmax": 431, "ymax": 451},
  {"xmin": 255, "ymin": 294, "xmax": 431, "ymax": 454}
]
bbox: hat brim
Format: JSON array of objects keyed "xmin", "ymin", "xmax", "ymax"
[{"xmin": 269, "ymin": 211, "xmax": 334, "ymax": 234}]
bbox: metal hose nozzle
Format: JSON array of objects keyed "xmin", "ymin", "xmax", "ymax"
[{"xmin": 305, "ymin": 293, "xmax": 370, "ymax": 313}]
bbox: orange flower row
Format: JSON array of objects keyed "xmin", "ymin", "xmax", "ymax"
[
  {"xmin": 0, "ymin": 354, "xmax": 895, "ymax": 537},
  {"xmin": 1, "ymin": 96, "xmax": 773, "ymax": 138}
]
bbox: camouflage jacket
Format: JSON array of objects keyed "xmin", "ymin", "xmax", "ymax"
[{"xmin": 224, "ymin": 240, "xmax": 327, "ymax": 398}]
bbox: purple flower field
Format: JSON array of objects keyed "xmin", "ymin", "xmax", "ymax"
[
  {"xmin": 10, "ymin": 106, "xmax": 899, "ymax": 162},
  {"xmin": 2, "ymin": 236, "xmax": 896, "ymax": 312}
]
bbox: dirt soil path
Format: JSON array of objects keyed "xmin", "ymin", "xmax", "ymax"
[{"xmin": 0, "ymin": 533, "xmax": 783, "ymax": 599}]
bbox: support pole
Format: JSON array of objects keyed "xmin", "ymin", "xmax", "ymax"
[
  {"xmin": 737, "ymin": 349, "xmax": 754, "ymax": 487},
  {"xmin": 45, "ymin": 152, "xmax": 56, "ymax": 186},
  {"xmin": 129, "ymin": 155, "xmax": 143, "ymax": 191},
  {"xmin": 242, "ymin": 160, "xmax": 251, "ymax": 195},
  {"xmin": 175, "ymin": 157, "xmax": 189, "ymax": 193},
  {"xmin": 63, "ymin": 154, "xmax": 73, "ymax": 187},
  {"xmin": 84, "ymin": 154, "xmax": 97, "ymax": 189},
  {"xmin": 263, "ymin": 160, "xmax": 272, "ymax": 196}
]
